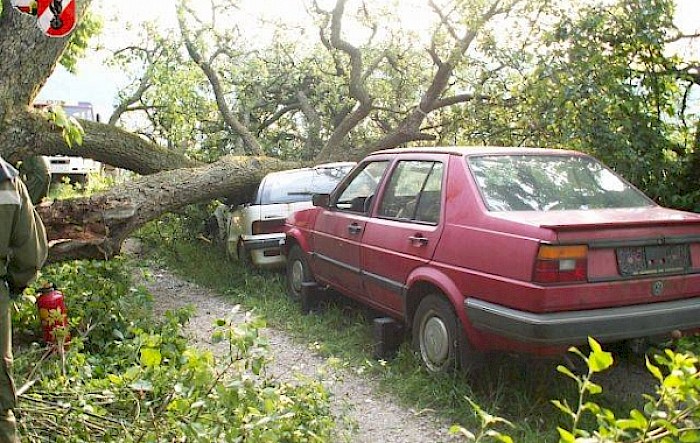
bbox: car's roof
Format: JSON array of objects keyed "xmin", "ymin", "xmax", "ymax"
[
  {"xmin": 264, "ymin": 161, "xmax": 356, "ymax": 179},
  {"xmin": 370, "ymin": 146, "xmax": 585, "ymax": 157}
]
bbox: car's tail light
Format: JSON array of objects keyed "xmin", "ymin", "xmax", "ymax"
[
  {"xmin": 533, "ymin": 245, "xmax": 588, "ymax": 283},
  {"xmin": 251, "ymin": 219, "xmax": 285, "ymax": 235}
]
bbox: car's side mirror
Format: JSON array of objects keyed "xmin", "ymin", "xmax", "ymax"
[{"xmin": 312, "ymin": 193, "xmax": 330, "ymax": 208}]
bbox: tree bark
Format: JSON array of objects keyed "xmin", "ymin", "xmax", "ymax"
[{"xmin": 38, "ymin": 156, "xmax": 295, "ymax": 261}]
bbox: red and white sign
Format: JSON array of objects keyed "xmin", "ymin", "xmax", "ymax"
[
  {"xmin": 11, "ymin": 0, "xmax": 37, "ymax": 15},
  {"xmin": 36, "ymin": 0, "xmax": 76, "ymax": 37}
]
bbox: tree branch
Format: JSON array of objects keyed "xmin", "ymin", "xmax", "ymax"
[
  {"xmin": 314, "ymin": 0, "xmax": 375, "ymax": 160},
  {"xmin": 109, "ymin": 69, "xmax": 153, "ymax": 126},
  {"xmin": 177, "ymin": 1, "xmax": 264, "ymax": 156},
  {"xmin": 359, "ymin": 0, "xmax": 518, "ymax": 157},
  {"xmin": 1, "ymin": 110, "xmax": 197, "ymax": 174}
]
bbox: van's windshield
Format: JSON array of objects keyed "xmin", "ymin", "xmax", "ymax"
[{"xmin": 257, "ymin": 165, "xmax": 353, "ymax": 205}]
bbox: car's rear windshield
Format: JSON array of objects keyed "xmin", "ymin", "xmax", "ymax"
[
  {"xmin": 467, "ymin": 154, "xmax": 653, "ymax": 211},
  {"xmin": 257, "ymin": 166, "xmax": 352, "ymax": 205}
]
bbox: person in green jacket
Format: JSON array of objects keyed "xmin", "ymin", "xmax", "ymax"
[
  {"xmin": 17, "ymin": 156, "xmax": 51, "ymax": 205},
  {"xmin": 0, "ymin": 155, "xmax": 48, "ymax": 443}
]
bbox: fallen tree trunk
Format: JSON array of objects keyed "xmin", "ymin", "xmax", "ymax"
[{"xmin": 37, "ymin": 156, "xmax": 295, "ymax": 262}]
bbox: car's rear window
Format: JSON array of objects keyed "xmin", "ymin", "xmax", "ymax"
[
  {"xmin": 257, "ymin": 166, "xmax": 352, "ymax": 205},
  {"xmin": 467, "ymin": 154, "xmax": 653, "ymax": 211}
]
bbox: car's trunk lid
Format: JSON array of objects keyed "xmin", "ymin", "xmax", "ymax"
[
  {"xmin": 493, "ymin": 206, "xmax": 700, "ymax": 305},
  {"xmin": 259, "ymin": 201, "xmax": 314, "ymax": 221},
  {"xmin": 490, "ymin": 206, "xmax": 700, "ymax": 231}
]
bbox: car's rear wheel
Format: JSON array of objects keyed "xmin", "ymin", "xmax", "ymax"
[
  {"xmin": 286, "ymin": 245, "xmax": 312, "ymax": 301},
  {"xmin": 237, "ymin": 242, "xmax": 252, "ymax": 268},
  {"xmin": 413, "ymin": 294, "xmax": 462, "ymax": 374}
]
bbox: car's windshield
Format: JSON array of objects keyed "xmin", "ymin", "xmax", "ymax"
[
  {"xmin": 257, "ymin": 166, "xmax": 352, "ymax": 205},
  {"xmin": 468, "ymin": 154, "xmax": 654, "ymax": 211}
]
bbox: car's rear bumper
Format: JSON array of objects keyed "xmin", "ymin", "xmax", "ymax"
[
  {"xmin": 242, "ymin": 235, "xmax": 285, "ymax": 251},
  {"xmin": 241, "ymin": 235, "xmax": 285, "ymax": 268},
  {"xmin": 465, "ymin": 297, "xmax": 700, "ymax": 345}
]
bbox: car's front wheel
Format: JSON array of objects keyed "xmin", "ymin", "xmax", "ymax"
[
  {"xmin": 286, "ymin": 245, "xmax": 313, "ymax": 301},
  {"xmin": 413, "ymin": 294, "xmax": 463, "ymax": 374}
]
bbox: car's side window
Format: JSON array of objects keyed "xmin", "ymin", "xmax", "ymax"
[
  {"xmin": 334, "ymin": 161, "xmax": 390, "ymax": 213},
  {"xmin": 377, "ymin": 160, "xmax": 443, "ymax": 224}
]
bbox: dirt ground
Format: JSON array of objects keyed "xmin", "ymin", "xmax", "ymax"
[{"xmin": 139, "ymin": 264, "xmax": 462, "ymax": 443}]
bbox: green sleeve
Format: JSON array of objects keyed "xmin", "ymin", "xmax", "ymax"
[
  {"xmin": 19, "ymin": 156, "xmax": 51, "ymax": 205},
  {"xmin": 8, "ymin": 179, "xmax": 48, "ymax": 290}
]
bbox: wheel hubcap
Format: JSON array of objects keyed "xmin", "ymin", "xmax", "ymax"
[
  {"xmin": 422, "ymin": 316, "xmax": 449, "ymax": 368},
  {"xmin": 290, "ymin": 260, "xmax": 304, "ymax": 294}
]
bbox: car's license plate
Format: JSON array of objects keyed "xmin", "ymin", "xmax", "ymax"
[{"xmin": 616, "ymin": 244, "xmax": 690, "ymax": 276}]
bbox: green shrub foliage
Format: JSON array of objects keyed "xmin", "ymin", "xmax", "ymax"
[
  {"xmin": 13, "ymin": 259, "xmax": 335, "ymax": 442},
  {"xmin": 555, "ymin": 338, "xmax": 700, "ymax": 442}
]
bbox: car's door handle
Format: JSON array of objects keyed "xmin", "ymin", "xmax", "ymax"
[
  {"xmin": 348, "ymin": 223, "xmax": 363, "ymax": 235},
  {"xmin": 409, "ymin": 235, "xmax": 429, "ymax": 246}
]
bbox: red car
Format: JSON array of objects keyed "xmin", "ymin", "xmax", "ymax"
[{"xmin": 284, "ymin": 147, "xmax": 700, "ymax": 373}]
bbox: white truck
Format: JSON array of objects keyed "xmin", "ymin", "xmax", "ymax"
[{"xmin": 40, "ymin": 102, "xmax": 102, "ymax": 183}]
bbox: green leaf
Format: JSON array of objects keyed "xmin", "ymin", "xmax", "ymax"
[
  {"xmin": 556, "ymin": 364, "xmax": 578, "ymax": 381},
  {"xmin": 52, "ymin": 109, "xmax": 69, "ymax": 128},
  {"xmin": 584, "ymin": 381, "xmax": 603, "ymax": 395},
  {"xmin": 551, "ymin": 400, "xmax": 575, "ymax": 419},
  {"xmin": 448, "ymin": 424, "xmax": 475, "ymax": 439},
  {"xmin": 124, "ymin": 366, "xmax": 141, "ymax": 380},
  {"xmin": 663, "ymin": 375, "xmax": 683, "ymax": 389},
  {"xmin": 588, "ymin": 337, "xmax": 603, "ymax": 353},
  {"xmin": 616, "ymin": 419, "xmax": 641, "ymax": 430},
  {"xmin": 71, "ymin": 127, "xmax": 84, "ymax": 146},
  {"xmin": 112, "ymin": 329, "xmax": 125, "ymax": 340},
  {"xmin": 629, "ymin": 409, "xmax": 648, "ymax": 428},
  {"xmin": 581, "ymin": 401, "xmax": 601, "ymax": 415},
  {"xmin": 646, "ymin": 356, "xmax": 664, "ymax": 382},
  {"xmin": 485, "ymin": 430, "xmax": 514, "ymax": 443},
  {"xmin": 616, "ymin": 409, "xmax": 648, "ymax": 430},
  {"xmin": 588, "ymin": 343, "xmax": 613, "ymax": 373},
  {"xmin": 494, "ymin": 435, "xmax": 514, "ymax": 443},
  {"xmin": 140, "ymin": 347, "xmax": 162, "ymax": 367},
  {"xmin": 63, "ymin": 134, "xmax": 73, "ymax": 148},
  {"xmin": 680, "ymin": 430, "xmax": 700, "ymax": 442},
  {"xmin": 557, "ymin": 427, "xmax": 576, "ymax": 443},
  {"xmin": 107, "ymin": 374, "xmax": 122, "ymax": 384}
]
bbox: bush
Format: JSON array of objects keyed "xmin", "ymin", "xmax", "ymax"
[
  {"xmin": 555, "ymin": 338, "xmax": 700, "ymax": 442},
  {"xmin": 135, "ymin": 203, "xmax": 216, "ymax": 257},
  {"xmin": 13, "ymin": 259, "xmax": 335, "ymax": 442}
]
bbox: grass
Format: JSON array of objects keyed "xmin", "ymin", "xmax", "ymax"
[{"xmin": 136, "ymin": 231, "xmax": 651, "ymax": 442}]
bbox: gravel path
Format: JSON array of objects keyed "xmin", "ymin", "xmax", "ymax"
[
  {"xmin": 127, "ymin": 227, "xmax": 657, "ymax": 443},
  {"xmin": 139, "ymin": 265, "xmax": 460, "ymax": 443}
]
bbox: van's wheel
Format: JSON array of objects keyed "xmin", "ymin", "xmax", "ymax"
[
  {"xmin": 286, "ymin": 245, "xmax": 313, "ymax": 301},
  {"xmin": 413, "ymin": 294, "xmax": 463, "ymax": 374}
]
